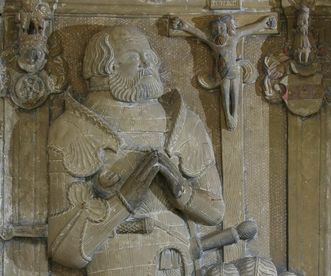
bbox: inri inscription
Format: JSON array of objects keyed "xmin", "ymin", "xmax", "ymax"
[{"xmin": 209, "ymin": 0, "xmax": 242, "ymax": 10}]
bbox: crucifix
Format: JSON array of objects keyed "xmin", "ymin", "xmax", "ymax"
[{"xmin": 170, "ymin": 14, "xmax": 277, "ymax": 130}]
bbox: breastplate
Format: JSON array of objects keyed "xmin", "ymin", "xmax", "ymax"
[
  {"xmin": 86, "ymin": 92, "xmax": 169, "ymax": 151},
  {"xmin": 85, "ymin": 93, "xmax": 193, "ymax": 276}
]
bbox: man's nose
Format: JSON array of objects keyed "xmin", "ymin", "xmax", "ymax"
[{"xmin": 139, "ymin": 54, "xmax": 151, "ymax": 69}]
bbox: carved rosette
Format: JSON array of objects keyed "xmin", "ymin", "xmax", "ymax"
[
  {"xmin": 12, "ymin": 72, "xmax": 48, "ymax": 109},
  {"xmin": 0, "ymin": 0, "xmax": 67, "ymax": 110}
]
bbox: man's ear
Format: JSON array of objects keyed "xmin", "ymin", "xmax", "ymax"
[
  {"xmin": 105, "ymin": 61, "xmax": 117, "ymax": 75},
  {"xmin": 149, "ymin": 48, "xmax": 160, "ymax": 67}
]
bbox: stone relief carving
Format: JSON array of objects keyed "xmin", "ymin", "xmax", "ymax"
[
  {"xmin": 263, "ymin": 0, "xmax": 325, "ymax": 117},
  {"xmin": 16, "ymin": 0, "xmax": 52, "ymax": 36},
  {"xmin": 170, "ymin": 15, "xmax": 277, "ymax": 130},
  {"xmin": 291, "ymin": 3, "xmax": 311, "ymax": 64},
  {"xmin": 0, "ymin": 0, "xmax": 331, "ymax": 275},
  {"xmin": 0, "ymin": 0, "xmax": 67, "ymax": 110},
  {"xmin": 47, "ymin": 25, "xmax": 282, "ymax": 275}
]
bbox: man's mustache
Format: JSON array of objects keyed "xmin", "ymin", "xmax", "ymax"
[{"xmin": 139, "ymin": 67, "xmax": 157, "ymax": 78}]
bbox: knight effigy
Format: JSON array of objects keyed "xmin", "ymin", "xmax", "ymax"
[{"xmin": 47, "ymin": 25, "xmax": 280, "ymax": 276}]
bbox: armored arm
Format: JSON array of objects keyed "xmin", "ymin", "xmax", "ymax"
[
  {"xmin": 48, "ymin": 148, "xmax": 131, "ymax": 269},
  {"xmin": 48, "ymin": 148, "xmax": 160, "ymax": 269},
  {"xmin": 183, "ymin": 165, "xmax": 225, "ymax": 225},
  {"xmin": 159, "ymin": 153, "xmax": 225, "ymax": 226},
  {"xmin": 161, "ymin": 102, "xmax": 225, "ymax": 225},
  {"xmin": 47, "ymin": 98, "xmax": 160, "ymax": 269}
]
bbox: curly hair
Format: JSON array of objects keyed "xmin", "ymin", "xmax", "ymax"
[
  {"xmin": 83, "ymin": 28, "xmax": 115, "ymax": 80},
  {"xmin": 210, "ymin": 15, "xmax": 236, "ymax": 37}
]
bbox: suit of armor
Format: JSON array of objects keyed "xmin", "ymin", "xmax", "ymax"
[{"xmin": 48, "ymin": 90, "xmax": 225, "ymax": 275}]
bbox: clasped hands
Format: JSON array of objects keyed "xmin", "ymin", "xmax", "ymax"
[{"xmin": 94, "ymin": 151, "xmax": 190, "ymax": 212}]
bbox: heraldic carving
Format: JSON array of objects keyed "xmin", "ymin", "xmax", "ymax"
[
  {"xmin": 47, "ymin": 25, "xmax": 284, "ymax": 276},
  {"xmin": 263, "ymin": 0, "xmax": 325, "ymax": 117},
  {"xmin": 0, "ymin": 0, "xmax": 67, "ymax": 110}
]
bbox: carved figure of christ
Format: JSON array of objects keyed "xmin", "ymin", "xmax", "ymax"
[{"xmin": 172, "ymin": 15, "xmax": 276, "ymax": 130}]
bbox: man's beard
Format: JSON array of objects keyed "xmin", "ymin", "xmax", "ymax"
[
  {"xmin": 214, "ymin": 33, "xmax": 229, "ymax": 46},
  {"xmin": 108, "ymin": 69, "xmax": 164, "ymax": 103}
]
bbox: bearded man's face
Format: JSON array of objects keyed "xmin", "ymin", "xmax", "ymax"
[
  {"xmin": 212, "ymin": 22, "xmax": 228, "ymax": 45},
  {"xmin": 109, "ymin": 34, "xmax": 164, "ymax": 103},
  {"xmin": 211, "ymin": 17, "xmax": 237, "ymax": 45}
]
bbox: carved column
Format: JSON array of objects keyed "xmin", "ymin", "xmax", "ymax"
[
  {"xmin": 0, "ymin": 0, "xmax": 67, "ymax": 274},
  {"xmin": 263, "ymin": 1, "xmax": 331, "ymax": 274},
  {"xmin": 286, "ymin": 2, "xmax": 331, "ymax": 274}
]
